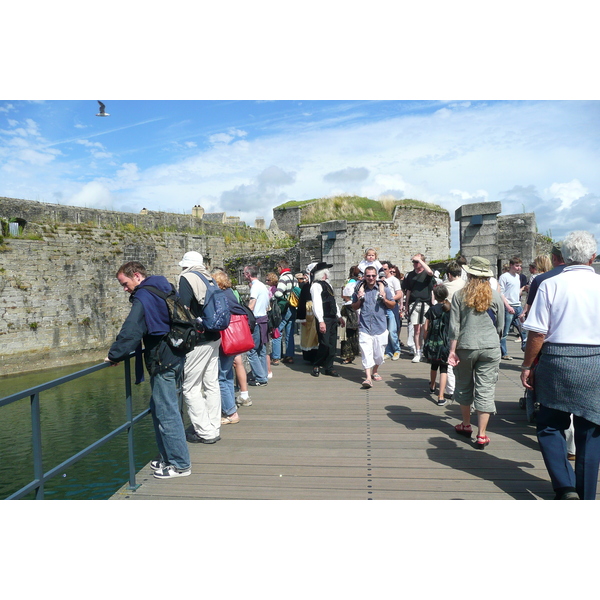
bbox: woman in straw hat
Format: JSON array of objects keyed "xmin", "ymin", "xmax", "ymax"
[{"xmin": 447, "ymin": 256, "xmax": 505, "ymax": 449}]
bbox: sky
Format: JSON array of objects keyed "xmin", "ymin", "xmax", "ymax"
[{"xmin": 1, "ymin": 99, "xmax": 599, "ymax": 256}]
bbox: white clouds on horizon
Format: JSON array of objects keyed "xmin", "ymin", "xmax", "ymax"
[{"xmin": 1, "ymin": 101, "xmax": 599, "ymax": 252}]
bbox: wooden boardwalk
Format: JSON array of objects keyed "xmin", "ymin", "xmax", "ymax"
[{"xmin": 110, "ymin": 335, "xmax": 591, "ymax": 501}]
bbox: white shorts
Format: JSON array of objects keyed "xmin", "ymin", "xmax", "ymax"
[
  {"xmin": 359, "ymin": 330, "xmax": 389, "ymax": 369},
  {"xmin": 409, "ymin": 301, "xmax": 429, "ymax": 325}
]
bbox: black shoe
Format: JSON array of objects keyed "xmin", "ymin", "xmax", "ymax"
[
  {"xmin": 324, "ymin": 369, "xmax": 340, "ymax": 377},
  {"xmin": 248, "ymin": 380, "xmax": 268, "ymax": 386},
  {"xmin": 187, "ymin": 432, "xmax": 221, "ymax": 444},
  {"xmin": 555, "ymin": 490, "xmax": 580, "ymax": 500},
  {"xmin": 311, "ymin": 367, "xmax": 320, "ymax": 377}
]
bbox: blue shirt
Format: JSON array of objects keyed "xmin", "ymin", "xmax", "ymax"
[{"xmin": 353, "ymin": 283, "xmax": 393, "ymax": 335}]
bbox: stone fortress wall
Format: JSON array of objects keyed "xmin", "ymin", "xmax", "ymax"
[
  {"xmin": 0, "ymin": 198, "xmax": 288, "ymax": 375},
  {"xmin": 1, "ymin": 196, "xmax": 554, "ymax": 376},
  {"xmin": 275, "ymin": 202, "xmax": 451, "ymax": 294}
]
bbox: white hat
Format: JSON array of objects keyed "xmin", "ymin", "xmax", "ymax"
[{"xmin": 179, "ymin": 251, "xmax": 204, "ymax": 268}]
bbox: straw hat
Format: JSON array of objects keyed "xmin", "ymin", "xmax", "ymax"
[{"xmin": 463, "ymin": 256, "xmax": 494, "ymax": 278}]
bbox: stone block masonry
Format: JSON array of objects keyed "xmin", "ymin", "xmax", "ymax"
[
  {"xmin": 0, "ymin": 226, "xmax": 277, "ymax": 376},
  {"xmin": 299, "ymin": 206, "xmax": 451, "ymax": 297}
]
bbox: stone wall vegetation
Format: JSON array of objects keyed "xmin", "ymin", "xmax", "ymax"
[{"xmin": 0, "ymin": 207, "xmax": 296, "ymax": 376}]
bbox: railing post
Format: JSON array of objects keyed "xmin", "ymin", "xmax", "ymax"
[
  {"xmin": 30, "ymin": 392, "xmax": 44, "ymax": 500},
  {"xmin": 124, "ymin": 357, "xmax": 141, "ymax": 491}
]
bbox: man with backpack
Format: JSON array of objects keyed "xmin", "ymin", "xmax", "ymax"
[
  {"xmin": 105, "ymin": 261, "xmax": 191, "ymax": 479},
  {"xmin": 177, "ymin": 251, "xmax": 225, "ymax": 444}
]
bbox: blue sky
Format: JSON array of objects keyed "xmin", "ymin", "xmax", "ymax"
[
  {"xmin": 2, "ymin": 99, "xmax": 599, "ymax": 256},
  {"xmin": 2, "ymin": 3, "xmax": 599, "ymax": 258}
]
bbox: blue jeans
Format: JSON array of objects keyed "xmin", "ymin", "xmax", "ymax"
[
  {"xmin": 218, "ymin": 350, "xmax": 236, "ymax": 416},
  {"xmin": 500, "ymin": 304, "xmax": 525, "ymax": 356},
  {"xmin": 247, "ymin": 325, "xmax": 268, "ymax": 382},
  {"xmin": 149, "ymin": 358, "xmax": 191, "ymax": 471},
  {"xmin": 537, "ymin": 405, "xmax": 600, "ymax": 499},
  {"xmin": 385, "ymin": 308, "xmax": 400, "ymax": 356},
  {"xmin": 271, "ymin": 306, "xmax": 297, "ymax": 360}
]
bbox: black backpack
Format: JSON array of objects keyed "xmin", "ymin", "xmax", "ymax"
[
  {"xmin": 422, "ymin": 306, "xmax": 450, "ymax": 362},
  {"xmin": 267, "ymin": 296, "xmax": 282, "ymax": 331},
  {"xmin": 142, "ymin": 284, "xmax": 202, "ymax": 353}
]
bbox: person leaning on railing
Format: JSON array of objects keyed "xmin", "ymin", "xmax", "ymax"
[{"xmin": 105, "ymin": 261, "xmax": 192, "ymax": 480}]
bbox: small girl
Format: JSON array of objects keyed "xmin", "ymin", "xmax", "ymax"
[
  {"xmin": 422, "ymin": 284, "xmax": 451, "ymax": 406},
  {"xmin": 357, "ymin": 248, "xmax": 383, "ymax": 275}
]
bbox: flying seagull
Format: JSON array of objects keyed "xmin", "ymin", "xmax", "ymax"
[{"xmin": 96, "ymin": 101, "xmax": 110, "ymax": 117}]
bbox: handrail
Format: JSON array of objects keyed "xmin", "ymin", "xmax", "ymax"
[{"xmin": 1, "ymin": 354, "xmax": 150, "ymax": 500}]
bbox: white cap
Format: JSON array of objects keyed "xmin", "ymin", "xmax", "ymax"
[{"xmin": 179, "ymin": 251, "xmax": 204, "ymax": 268}]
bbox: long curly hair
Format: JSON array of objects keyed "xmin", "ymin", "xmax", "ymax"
[{"xmin": 462, "ymin": 276, "xmax": 493, "ymax": 312}]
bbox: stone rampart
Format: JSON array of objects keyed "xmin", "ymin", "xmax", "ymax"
[
  {"xmin": 298, "ymin": 205, "xmax": 451, "ymax": 296},
  {"xmin": 0, "ymin": 225, "xmax": 279, "ymax": 376}
]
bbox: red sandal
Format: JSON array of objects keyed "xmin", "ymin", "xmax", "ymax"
[
  {"xmin": 454, "ymin": 423, "xmax": 472, "ymax": 438},
  {"xmin": 475, "ymin": 435, "xmax": 490, "ymax": 449}
]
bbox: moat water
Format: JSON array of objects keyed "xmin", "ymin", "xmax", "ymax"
[{"xmin": 0, "ymin": 362, "xmax": 157, "ymax": 500}]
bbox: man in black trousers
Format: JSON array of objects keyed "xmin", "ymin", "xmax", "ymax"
[{"xmin": 309, "ymin": 262, "xmax": 345, "ymax": 377}]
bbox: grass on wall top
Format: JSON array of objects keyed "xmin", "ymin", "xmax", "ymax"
[{"xmin": 274, "ymin": 196, "xmax": 446, "ymax": 225}]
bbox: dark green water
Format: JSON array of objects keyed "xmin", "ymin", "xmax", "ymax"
[{"xmin": 0, "ymin": 362, "xmax": 157, "ymax": 500}]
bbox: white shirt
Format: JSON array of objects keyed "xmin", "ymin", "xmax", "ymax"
[
  {"xmin": 444, "ymin": 277, "xmax": 465, "ymax": 302},
  {"xmin": 310, "ymin": 280, "xmax": 341, "ymax": 321},
  {"xmin": 385, "ymin": 275, "xmax": 402, "ymax": 301},
  {"xmin": 342, "ymin": 280, "xmax": 358, "ymax": 305},
  {"xmin": 250, "ymin": 279, "xmax": 269, "ymax": 317},
  {"xmin": 499, "ymin": 271, "xmax": 521, "ymax": 305},
  {"xmin": 523, "ymin": 265, "xmax": 600, "ymax": 344}
]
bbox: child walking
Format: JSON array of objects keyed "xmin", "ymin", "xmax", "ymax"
[{"xmin": 423, "ymin": 284, "xmax": 451, "ymax": 406}]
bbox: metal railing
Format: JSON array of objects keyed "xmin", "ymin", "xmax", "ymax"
[{"xmin": 0, "ymin": 355, "xmax": 150, "ymax": 500}]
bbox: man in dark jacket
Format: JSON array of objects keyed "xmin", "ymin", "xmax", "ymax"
[{"xmin": 105, "ymin": 261, "xmax": 191, "ymax": 479}]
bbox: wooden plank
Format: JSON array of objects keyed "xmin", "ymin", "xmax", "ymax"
[{"xmin": 110, "ymin": 334, "xmax": 596, "ymax": 501}]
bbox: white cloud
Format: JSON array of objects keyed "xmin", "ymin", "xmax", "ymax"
[
  {"xmin": 209, "ymin": 132, "xmax": 234, "ymax": 145},
  {"xmin": 208, "ymin": 128, "xmax": 247, "ymax": 146},
  {"xmin": 67, "ymin": 181, "xmax": 113, "ymax": 209},
  {"xmin": 545, "ymin": 179, "xmax": 588, "ymax": 210}
]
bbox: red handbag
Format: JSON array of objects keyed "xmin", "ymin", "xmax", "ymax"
[{"xmin": 220, "ymin": 314, "xmax": 255, "ymax": 356}]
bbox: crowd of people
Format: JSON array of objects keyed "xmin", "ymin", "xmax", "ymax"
[{"xmin": 104, "ymin": 233, "xmax": 600, "ymax": 500}]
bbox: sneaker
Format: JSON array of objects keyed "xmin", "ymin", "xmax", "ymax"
[
  {"xmin": 436, "ymin": 398, "xmax": 448, "ymax": 406},
  {"xmin": 150, "ymin": 457, "xmax": 167, "ymax": 471},
  {"xmin": 411, "ymin": 353, "xmax": 421, "ymax": 363},
  {"xmin": 392, "ymin": 352, "xmax": 400, "ymax": 361},
  {"xmin": 153, "ymin": 465, "xmax": 191, "ymax": 479},
  {"xmin": 502, "ymin": 355, "xmax": 513, "ymax": 361},
  {"xmin": 249, "ymin": 380, "xmax": 268, "ymax": 386},
  {"xmin": 186, "ymin": 431, "xmax": 221, "ymax": 444},
  {"xmin": 236, "ymin": 396, "xmax": 253, "ymax": 407}
]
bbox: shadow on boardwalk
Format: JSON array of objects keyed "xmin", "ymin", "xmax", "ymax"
[{"xmin": 383, "ymin": 400, "xmax": 554, "ymax": 500}]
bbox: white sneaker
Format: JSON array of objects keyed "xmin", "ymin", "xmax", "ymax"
[
  {"xmin": 236, "ymin": 396, "xmax": 253, "ymax": 407},
  {"xmin": 392, "ymin": 352, "xmax": 400, "ymax": 361},
  {"xmin": 153, "ymin": 465, "xmax": 191, "ymax": 479},
  {"xmin": 411, "ymin": 353, "xmax": 421, "ymax": 363}
]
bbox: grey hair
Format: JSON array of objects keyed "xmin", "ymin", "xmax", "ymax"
[
  {"xmin": 312, "ymin": 268, "xmax": 329, "ymax": 281},
  {"xmin": 562, "ymin": 230, "xmax": 598, "ymax": 265}
]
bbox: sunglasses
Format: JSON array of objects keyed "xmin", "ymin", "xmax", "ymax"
[{"xmin": 365, "ymin": 274, "xmax": 377, "ymax": 278}]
